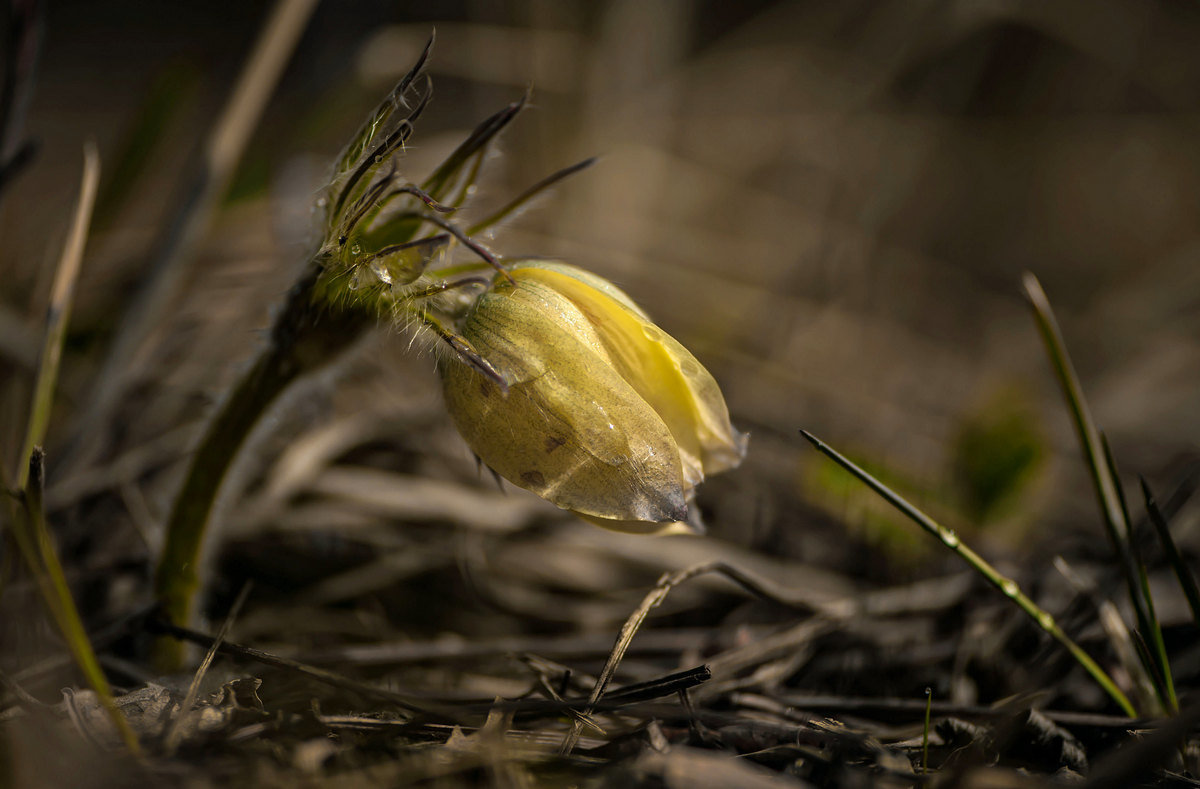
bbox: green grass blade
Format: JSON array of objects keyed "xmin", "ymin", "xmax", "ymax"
[
  {"xmin": 1101, "ymin": 434, "xmax": 1175, "ymax": 711},
  {"xmin": 3, "ymin": 145, "xmax": 140, "ymax": 752},
  {"xmin": 1022, "ymin": 273, "xmax": 1129, "ymax": 542},
  {"xmin": 1141, "ymin": 477, "xmax": 1200, "ymax": 630},
  {"xmin": 1022, "ymin": 273, "xmax": 1165, "ymax": 702},
  {"xmin": 18, "ymin": 143, "xmax": 99, "ymax": 488},
  {"xmin": 18, "ymin": 450, "xmax": 141, "ymax": 753},
  {"xmin": 799, "ymin": 429, "xmax": 1136, "ymax": 717}
]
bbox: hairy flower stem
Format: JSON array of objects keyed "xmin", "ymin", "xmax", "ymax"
[
  {"xmin": 153, "ymin": 257, "xmax": 371, "ymax": 669},
  {"xmin": 150, "ymin": 42, "xmax": 579, "ymax": 669}
]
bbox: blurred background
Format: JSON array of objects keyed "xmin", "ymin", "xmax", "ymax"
[{"xmin": 2, "ymin": 0, "xmax": 1199, "ymax": 692}]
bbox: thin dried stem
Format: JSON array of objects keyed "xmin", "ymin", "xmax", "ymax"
[{"xmin": 19, "ymin": 143, "xmax": 99, "ymax": 488}]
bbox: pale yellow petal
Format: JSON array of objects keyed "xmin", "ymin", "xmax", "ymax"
[
  {"xmin": 512, "ymin": 264, "xmax": 747, "ymax": 480},
  {"xmin": 505, "ymin": 259, "xmax": 651, "ymax": 319},
  {"xmin": 441, "ymin": 277, "xmax": 688, "ymax": 523}
]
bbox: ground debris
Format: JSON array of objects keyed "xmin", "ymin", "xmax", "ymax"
[{"xmin": 58, "ymin": 677, "xmax": 267, "ymax": 751}]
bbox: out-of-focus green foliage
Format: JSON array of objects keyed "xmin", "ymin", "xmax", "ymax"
[{"xmin": 951, "ymin": 387, "xmax": 1045, "ymax": 524}]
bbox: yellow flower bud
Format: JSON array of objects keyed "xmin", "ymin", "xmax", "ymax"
[{"xmin": 440, "ymin": 262, "xmax": 746, "ymax": 533}]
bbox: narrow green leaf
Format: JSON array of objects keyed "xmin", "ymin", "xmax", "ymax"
[
  {"xmin": 1022, "ymin": 274, "xmax": 1128, "ymax": 540},
  {"xmin": 1102, "ymin": 435, "xmax": 1175, "ymax": 711},
  {"xmin": 420, "ymin": 92, "xmax": 528, "ymax": 202},
  {"xmin": 334, "ymin": 33, "xmax": 434, "ymax": 180},
  {"xmin": 467, "ymin": 157, "xmax": 597, "ymax": 236},
  {"xmin": 799, "ymin": 428, "xmax": 1136, "ymax": 717},
  {"xmin": 1023, "ymin": 273, "xmax": 1164, "ymax": 706},
  {"xmin": 21, "ymin": 450, "xmax": 141, "ymax": 752}
]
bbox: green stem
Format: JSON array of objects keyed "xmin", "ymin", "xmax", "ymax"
[
  {"xmin": 799, "ymin": 429, "xmax": 1138, "ymax": 718},
  {"xmin": 153, "ymin": 348, "xmax": 296, "ymax": 635},
  {"xmin": 153, "ymin": 258, "xmax": 370, "ymax": 669}
]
